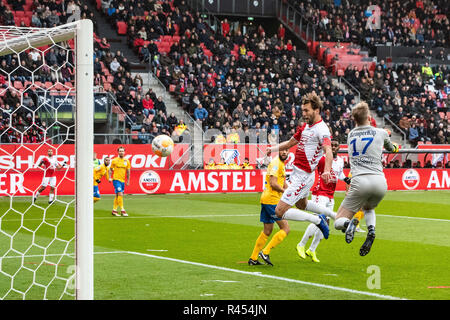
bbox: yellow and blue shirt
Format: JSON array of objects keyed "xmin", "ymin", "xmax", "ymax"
[
  {"xmin": 110, "ymin": 157, "xmax": 131, "ymax": 183},
  {"xmin": 260, "ymin": 156, "xmax": 286, "ymax": 205},
  {"xmin": 93, "ymin": 164, "xmax": 109, "ymax": 186}
]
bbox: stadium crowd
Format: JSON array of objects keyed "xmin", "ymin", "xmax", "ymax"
[
  {"xmin": 119, "ymin": 0, "xmax": 449, "ymax": 147},
  {"xmin": 343, "ymin": 59, "xmax": 450, "ymax": 146},
  {"xmin": 103, "ymin": 0, "xmax": 362, "ymax": 145},
  {"xmin": 288, "ymin": 0, "xmax": 449, "ymax": 53},
  {"xmin": 0, "ymin": 0, "xmax": 188, "ymax": 142}
]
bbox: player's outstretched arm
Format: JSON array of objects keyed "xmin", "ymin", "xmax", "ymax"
[
  {"xmin": 266, "ymin": 136, "xmax": 298, "ymax": 156},
  {"xmin": 56, "ymin": 161, "xmax": 67, "ymax": 170},
  {"xmin": 108, "ymin": 168, "xmax": 113, "ymax": 182},
  {"xmin": 36, "ymin": 159, "xmax": 44, "ymax": 168},
  {"xmin": 382, "ymin": 130, "xmax": 399, "ymax": 153},
  {"xmin": 321, "ymin": 143, "xmax": 333, "ymax": 184}
]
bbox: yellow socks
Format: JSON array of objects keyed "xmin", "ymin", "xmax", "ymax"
[
  {"xmin": 94, "ymin": 197, "xmax": 100, "ymax": 203},
  {"xmin": 263, "ymin": 230, "xmax": 287, "ymax": 255},
  {"xmin": 355, "ymin": 210, "xmax": 364, "ymax": 221},
  {"xmin": 250, "ymin": 232, "xmax": 268, "ymax": 260},
  {"xmin": 113, "ymin": 196, "xmax": 118, "ymax": 211},
  {"xmin": 117, "ymin": 195, "xmax": 124, "ymax": 210}
]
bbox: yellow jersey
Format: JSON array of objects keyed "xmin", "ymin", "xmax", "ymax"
[
  {"xmin": 260, "ymin": 156, "xmax": 286, "ymax": 205},
  {"xmin": 216, "ymin": 163, "xmax": 229, "ymax": 170},
  {"xmin": 241, "ymin": 163, "xmax": 254, "ymax": 170},
  {"xmin": 228, "ymin": 163, "xmax": 241, "ymax": 170},
  {"xmin": 205, "ymin": 163, "xmax": 216, "ymax": 170},
  {"xmin": 110, "ymin": 157, "xmax": 131, "ymax": 183},
  {"xmin": 93, "ymin": 164, "xmax": 109, "ymax": 186}
]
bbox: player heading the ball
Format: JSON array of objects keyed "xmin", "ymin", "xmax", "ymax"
[{"xmin": 265, "ymin": 92, "xmax": 339, "ymax": 239}]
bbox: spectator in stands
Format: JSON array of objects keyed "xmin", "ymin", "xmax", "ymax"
[
  {"xmin": 142, "ymin": 94, "xmax": 155, "ymax": 117},
  {"xmin": 194, "ymin": 103, "xmax": 208, "ymax": 122},
  {"xmin": 138, "ymin": 127, "xmax": 150, "ymax": 144},
  {"xmin": 408, "ymin": 122, "xmax": 420, "ymax": 146}
]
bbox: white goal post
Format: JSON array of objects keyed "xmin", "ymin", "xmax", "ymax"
[
  {"xmin": 74, "ymin": 19, "xmax": 94, "ymax": 301},
  {"xmin": 0, "ymin": 20, "xmax": 93, "ymax": 300}
]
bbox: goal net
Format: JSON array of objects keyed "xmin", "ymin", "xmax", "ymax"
[{"xmin": 0, "ymin": 20, "xmax": 93, "ymax": 300}]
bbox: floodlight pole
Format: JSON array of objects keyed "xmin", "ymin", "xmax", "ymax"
[{"xmin": 75, "ymin": 19, "xmax": 94, "ymax": 300}]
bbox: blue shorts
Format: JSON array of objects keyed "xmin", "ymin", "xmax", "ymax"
[
  {"xmin": 93, "ymin": 185, "xmax": 100, "ymax": 198},
  {"xmin": 260, "ymin": 204, "xmax": 280, "ymax": 224},
  {"xmin": 113, "ymin": 180, "xmax": 125, "ymax": 194}
]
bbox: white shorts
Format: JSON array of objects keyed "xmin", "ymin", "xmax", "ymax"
[
  {"xmin": 280, "ymin": 166, "xmax": 315, "ymax": 206},
  {"xmin": 311, "ymin": 194, "xmax": 335, "ymax": 211},
  {"xmin": 41, "ymin": 176, "xmax": 56, "ymax": 187},
  {"xmin": 341, "ymin": 174, "xmax": 387, "ymax": 212}
]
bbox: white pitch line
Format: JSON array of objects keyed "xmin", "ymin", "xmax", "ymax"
[
  {"xmin": 0, "ymin": 214, "xmax": 259, "ymax": 222},
  {"xmin": 127, "ymin": 251, "xmax": 407, "ymax": 300},
  {"xmin": 377, "ymin": 214, "xmax": 450, "ymax": 223},
  {"xmin": 4, "ymin": 213, "xmax": 450, "ymax": 223},
  {"xmin": 1, "ymin": 250, "xmax": 408, "ymax": 300}
]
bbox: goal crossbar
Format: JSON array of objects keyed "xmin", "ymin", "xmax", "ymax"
[{"xmin": 0, "ymin": 22, "xmax": 80, "ymax": 57}]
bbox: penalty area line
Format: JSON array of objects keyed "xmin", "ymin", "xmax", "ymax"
[{"xmin": 125, "ymin": 251, "xmax": 407, "ymax": 300}]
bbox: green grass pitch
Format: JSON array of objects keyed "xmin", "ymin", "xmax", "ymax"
[{"xmin": 1, "ymin": 190, "xmax": 449, "ymax": 300}]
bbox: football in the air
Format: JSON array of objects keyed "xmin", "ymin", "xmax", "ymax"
[{"xmin": 152, "ymin": 135, "xmax": 174, "ymax": 157}]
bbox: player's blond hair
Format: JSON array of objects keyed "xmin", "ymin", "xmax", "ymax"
[
  {"xmin": 352, "ymin": 101, "xmax": 370, "ymax": 125},
  {"xmin": 302, "ymin": 91, "xmax": 323, "ymax": 111}
]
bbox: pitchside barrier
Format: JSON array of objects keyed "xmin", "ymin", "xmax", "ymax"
[{"xmin": 0, "ymin": 144, "xmax": 448, "ymax": 196}]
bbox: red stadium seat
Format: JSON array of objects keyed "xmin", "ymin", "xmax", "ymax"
[
  {"xmin": 22, "ymin": 17, "xmax": 31, "ymax": 27},
  {"xmin": 33, "ymin": 81, "xmax": 43, "ymax": 89},
  {"xmin": 53, "ymin": 82, "xmax": 64, "ymax": 91},
  {"xmin": 64, "ymin": 81, "xmax": 74, "ymax": 88},
  {"xmin": 14, "ymin": 81, "xmax": 23, "ymax": 90},
  {"xmin": 116, "ymin": 21, "xmax": 127, "ymax": 35}
]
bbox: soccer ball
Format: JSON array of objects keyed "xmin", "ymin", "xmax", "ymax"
[{"xmin": 152, "ymin": 135, "xmax": 174, "ymax": 157}]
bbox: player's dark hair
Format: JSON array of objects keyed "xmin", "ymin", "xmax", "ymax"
[{"xmin": 302, "ymin": 92, "xmax": 323, "ymax": 111}]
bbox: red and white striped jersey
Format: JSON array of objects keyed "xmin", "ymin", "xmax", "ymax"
[
  {"xmin": 40, "ymin": 157, "xmax": 60, "ymax": 177},
  {"xmin": 292, "ymin": 119, "xmax": 331, "ymax": 173},
  {"xmin": 312, "ymin": 155, "xmax": 346, "ymax": 199}
]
